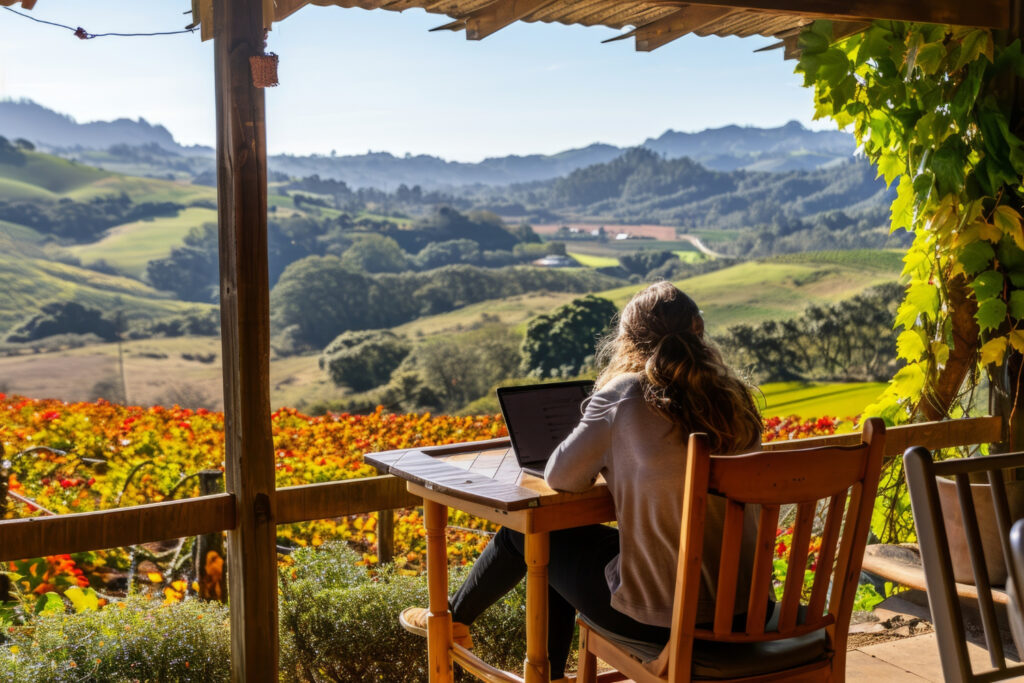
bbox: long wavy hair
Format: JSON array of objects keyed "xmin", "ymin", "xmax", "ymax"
[{"xmin": 596, "ymin": 281, "xmax": 762, "ymax": 454}]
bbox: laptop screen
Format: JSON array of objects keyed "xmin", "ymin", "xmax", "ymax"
[{"xmin": 498, "ymin": 380, "xmax": 594, "ymax": 469}]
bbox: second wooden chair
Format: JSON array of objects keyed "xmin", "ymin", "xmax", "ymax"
[{"xmin": 577, "ymin": 418, "xmax": 885, "ymax": 682}]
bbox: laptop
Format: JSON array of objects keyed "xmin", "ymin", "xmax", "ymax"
[{"xmin": 497, "ymin": 380, "xmax": 594, "ymax": 478}]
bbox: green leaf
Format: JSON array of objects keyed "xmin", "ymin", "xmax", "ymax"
[
  {"xmin": 799, "ymin": 25, "xmax": 831, "ymax": 55},
  {"xmin": 878, "ymin": 151, "xmax": 903, "ymax": 187},
  {"xmin": 970, "ymin": 270, "xmax": 1004, "ymax": 300},
  {"xmin": 1010, "ymin": 291, "xmax": 1024, "ymax": 319},
  {"xmin": 890, "ymin": 176, "xmax": 915, "ymax": 231},
  {"xmin": 956, "ymin": 29, "xmax": 994, "ymax": 70},
  {"xmin": 896, "ymin": 330, "xmax": 927, "ymax": 360},
  {"xmin": 932, "ymin": 140, "xmax": 966, "ymax": 194},
  {"xmin": 958, "ymin": 240, "xmax": 996, "ymax": 275},
  {"xmin": 891, "ymin": 363, "xmax": 926, "ymax": 400},
  {"xmin": 64, "ymin": 586, "xmax": 99, "ymax": 613},
  {"xmin": 915, "ymin": 42, "xmax": 945, "ymax": 75},
  {"xmin": 817, "ymin": 48, "xmax": 851, "ymax": 86},
  {"xmin": 976, "ymin": 297, "xmax": 1008, "ymax": 332},
  {"xmin": 905, "ymin": 282, "xmax": 941, "ymax": 322},
  {"xmin": 35, "ymin": 592, "xmax": 64, "ymax": 616},
  {"xmin": 981, "ymin": 336, "xmax": 1009, "ymax": 365},
  {"xmin": 912, "ymin": 170, "xmax": 935, "ymax": 203}
]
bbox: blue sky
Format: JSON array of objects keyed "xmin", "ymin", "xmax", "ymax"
[{"xmin": 0, "ymin": 0, "xmax": 831, "ymax": 161}]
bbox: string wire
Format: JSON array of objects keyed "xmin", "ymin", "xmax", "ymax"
[{"xmin": 1, "ymin": 6, "xmax": 197, "ymax": 39}]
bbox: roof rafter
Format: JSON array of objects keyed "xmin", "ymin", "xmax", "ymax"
[
  {"xmin": 629, "ymin": 5, "xmax": 743, "ymax": 51},
  {"xmin": 676, "ymin": 0, "xmax": 1009, "ymax": 29},
  {"xmin": 462, "ymin": 0, "xmax": 563, "ymax": 39}
]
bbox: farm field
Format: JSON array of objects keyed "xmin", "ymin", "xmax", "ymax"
[
  {"xmin": 68, "ymin": 207, "xmax": 218, "ymax": 277},
  {"xmin": 0, "ymin": 253, "xmax": 210, "ymax": 333},
  {"xmin": 758, "ymin": 381, "xmax": 886, "ymax": 422}
]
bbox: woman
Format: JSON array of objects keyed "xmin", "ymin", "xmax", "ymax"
[{"xmin": 400, "ymin": 281, "xmax": 764, "ymax": 682}]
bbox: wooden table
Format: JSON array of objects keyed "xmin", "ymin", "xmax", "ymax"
[{"xmin": 366, "ymin": 437, "xmax": 616, "ymax": 683}]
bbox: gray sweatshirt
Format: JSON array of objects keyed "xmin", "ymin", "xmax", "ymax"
[{"xmin": 544, "ymin": 373, "xmax": 759, "ymax": 628}]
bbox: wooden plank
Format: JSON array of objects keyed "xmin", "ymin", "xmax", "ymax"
[
  {"xmin": 213, "ymin": 0, "xmax": 277, "ymax": 679},
  {"xmin": 760, "ymin": 416, "xmax": 1003, "ymax": 459},
  {"xmin": 634, "ymin": 5, "xmax": 741, "ymax": 51},
  {"xmin": 465, "ymin": 0, "xmax": 561, "ymax": 39},
  {"xmin": 273, "ymin": 0, "xmax": 310, "ymax": 22},
  {"xmin": 0, "ymin": 495, "xmax": 235, "ymax": 562},
  {"xmin": 680, "ymin": 0, "xmax": 1010, "ymax": 29},
  {"xmin": 861, "ymin": 545, "xmax": 1010, "ymax": 605},
  {"xmin": 276, "ymin": 475, "xmax": 420, "ymax": 524}
]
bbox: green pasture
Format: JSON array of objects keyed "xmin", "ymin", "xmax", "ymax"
[
  {"xmin": 597, "ymin": 254, "xmax": 902, "ymax": 333},
  {"xmin": 0, "ymin": 176, "xmax": 59, "ymax": 201},
  {"xmin": 759, "ymin": 381, "xmax": 887, "ymax": 422},
  {"xmin": 568, "ymin": 252, "xmax": 619, "ymax": 268},
  {"xmin": 66, "ymin": 175, "xmax": 217, "ymax": 204},
  {"xmin": 0, "ymin": 152, "xmax": 110, "ymax": 195},
  {"xmin": 69, "ymin": 207, "xmax": 218, "ymax": 277},
  {"xmin": 0, "ymin": 252, "xmax": 209, "ymax": 334},
  {"xmin": 766, "ymin": 249, "xmax": 905, "ymax": 272}
]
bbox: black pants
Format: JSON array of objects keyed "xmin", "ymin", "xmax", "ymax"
[{"xmin": 449, "ymin": 525, "xmax": 670, "ymax": 679}]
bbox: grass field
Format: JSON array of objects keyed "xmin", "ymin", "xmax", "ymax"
[
  {"xmin": 0, "ymin": 253, "xmax": 212, "ymax": 333},
  {"xmin": 759, "ymin": 381, "xmax": 886, "ymax": 422},
  {"xmin": 598, "ymin": 256, "xmax": 902, "ymax": 333},
  {"xmin": 0, "ymin": 152, "xmax": 110, "ymax": 195},
  {"xmin": 569, "ymin": 252, "xmax": 619, "ymax": 268},
  {"xmin": 69, "ymin": 207, "xmax": 218, "ymax": 277}
]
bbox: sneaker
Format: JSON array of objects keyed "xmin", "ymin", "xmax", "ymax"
[{"xmin": 399, "ymin": 607, "xmax": 473, "ymax": 649}]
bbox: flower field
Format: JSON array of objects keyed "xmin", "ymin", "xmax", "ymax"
[{"xmin": 0, "ymin": 393, "xmax": 850, "ymax": 598}]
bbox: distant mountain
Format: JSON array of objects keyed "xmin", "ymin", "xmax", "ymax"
[
  {"xmin": 0, "ymin": 99, "xmax": 199, "ymax": 154},
  {"xmin": 643, "ymin": 120, "xmax": 855, "ymax": 172},
  {"xmin": 0, "ymin": 99, "xmax": 856, "ymax": 189}
]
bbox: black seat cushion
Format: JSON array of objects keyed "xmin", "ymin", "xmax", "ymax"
[{"xmin": 581, "ymin": 605, "xmax": 830, "ymax": 680}]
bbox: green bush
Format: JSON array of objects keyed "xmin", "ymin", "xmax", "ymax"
[
  {"xmin": 280, "ymin": 543, "xmax": 528, "ymax": 682},
  {"xmin": 0, "ymin": 596, "xmax": 231, "ymax": 682}
]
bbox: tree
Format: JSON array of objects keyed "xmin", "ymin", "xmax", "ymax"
[
  {"xmin": 339, "ymin": 234, "xmax": 410, "ymax": 273},
  {"xmin": 618, "ymin": 250, "xmax": 678, "ymax": 277},
  {"xmin": 320, "ymin": 330, "xmax": 411, "ymax": 392},
  {"xmin": 520, "ymin": 295, "xmax": 618, "ymax": 378},
  {"xmin": 270, "ymin": 256, "xmax": 385, "ymax": 348},
  {"xmin": 413, "ymin": 239, "xmax": 481, "ymax": 270},
  {"xmin": 7, "ymin": 302, "xmax": 118, "ymax": 343}
]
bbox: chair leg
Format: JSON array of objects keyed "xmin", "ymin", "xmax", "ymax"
[{"xmin": 577, "ymin": 624, "xmax": 598, "ymax": 683}]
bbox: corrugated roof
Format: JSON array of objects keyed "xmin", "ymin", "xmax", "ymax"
[{"xmin": 3, "ymin": 0, "xmax": 1011, "ymax": 54}]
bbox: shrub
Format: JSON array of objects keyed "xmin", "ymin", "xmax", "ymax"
[
  {"xmin": 0, "ymin": 596, "xmax": 231, "ymax": 682},
  {"xmin": 280, "ymin": 543, "xmax": 528, "ymax": 682},
  {"xmin": 320, "ymin": 330, "xmax": 411, "ymax": 392}
]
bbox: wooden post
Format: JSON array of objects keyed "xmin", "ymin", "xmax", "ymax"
[
  {"xmin": 213, "ymin": 0, "xmax": 277, "ymax": 679},
  {"xmin": 524, "ymin": 531, "xmax": 551, "ymax": 683},
  {"xmin": 424, "ymin": 500, "xmax": 454, "ymax": 682},
  {"xmin": 0, "ymin": 444, "xmax": 10, "ymax": 603},
  {"xmin": 377, "ymin": 508, "xmax": 395, "ymax": 563},
  {"xmin": 195, "ymin": 470, "xmax": 228, "ymax": 601}
]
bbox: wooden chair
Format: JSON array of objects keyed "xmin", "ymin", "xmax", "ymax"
[
  {"xmin": 904, "ymin": 447, "xmax": 1024, "ymax": 681},
  {"xmin": 577, "ymin": 418, "xmax": 885, "ymax": 683}
]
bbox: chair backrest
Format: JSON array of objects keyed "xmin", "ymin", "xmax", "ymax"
[
  {"xmin": 904, "ymin": 447, "xmax": 1024, "ymax": 682},
  {"xmin": 663, "ymin": 417, "xmax": 885, "ymax": 681}
]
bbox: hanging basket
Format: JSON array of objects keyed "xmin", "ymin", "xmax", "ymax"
[{"xmin": 250, "ymin": 53, "xmax": 279, "ymax": 88}]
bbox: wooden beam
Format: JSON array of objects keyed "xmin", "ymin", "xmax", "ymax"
[
  {"xmin": 679, "ymin": 0, "xmax": 1010, "ymax": 30},
  {"xmin": 634, "ymin": 5, "xmax": 741, "ymax": 51},
  {"xmin": 465, "ymin": 0, "xmax": 560, "ymax": 40},
  {"xmin": 760, "ymin": 416, "xmax": 1004, "ymax": 460},
  {"xmin": 0, "ymin": 495, "xmax": 234, "ymax": 563},
  {"xmin": 273, "ymin": 0, "xmax": 310, "ymax": 23},
  {"xmin": 276, "ymin": 475, "xmax": 421, "ymax": 524},
  {"xmin": 213, "ymin": 0, "xmax": 277, "ymax": 679}
]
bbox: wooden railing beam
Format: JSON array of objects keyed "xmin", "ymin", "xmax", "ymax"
[
  {"xmin": 276, "ymin": 476, "xmax": 421, "ymax": 524},
  {"xmin": 761, "ymin": 416, "xmax": 1003, "ymax": 459},
  {"xmin": 0, "ymin": 494, "xmax": 235, "ymax": 563}
]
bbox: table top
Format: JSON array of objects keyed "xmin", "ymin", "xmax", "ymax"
[{"xmin": 364, "ymin": 437, "xmax": 609, "ymax": 512}]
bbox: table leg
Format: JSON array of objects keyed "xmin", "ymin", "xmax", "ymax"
[
  {"xmin": 425, "ymin": 499, "xmax": 453, "ymax": 683},
  {"xmin": 524, "ymin": 531, "xmax": 551, "ymax": 683}
]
